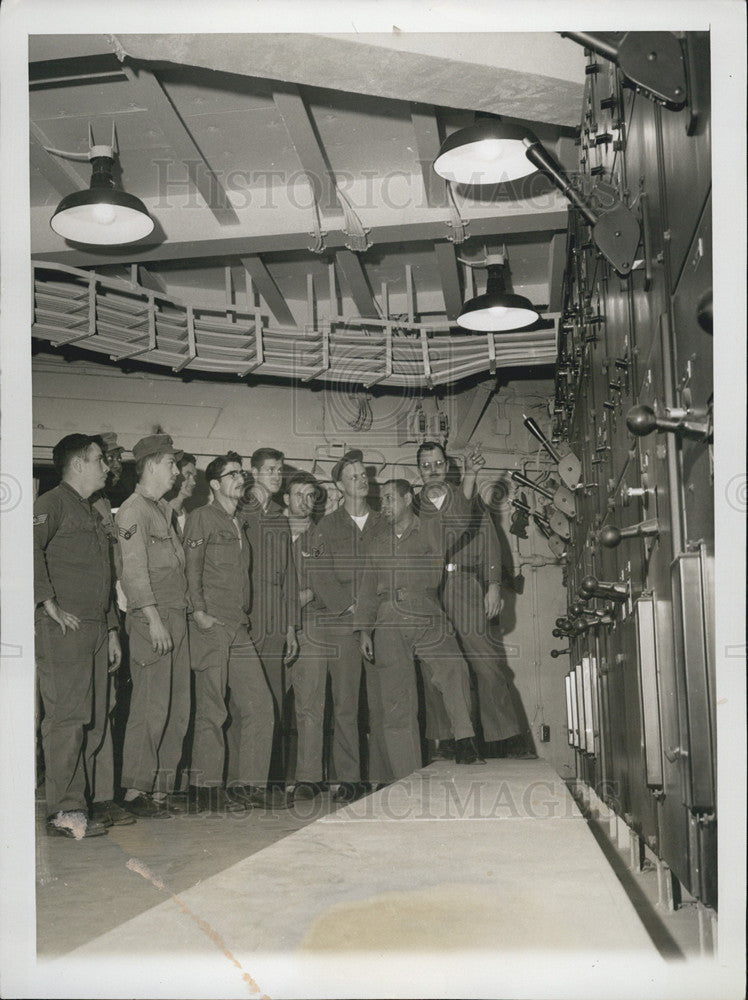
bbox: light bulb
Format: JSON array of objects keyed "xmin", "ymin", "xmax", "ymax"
[
  {"xmin": 475, "ymin": 139, "xmax": 504, "ymax": 161},
  {"xmin": 92, "ymin": 202, "xmax": 116, "ymax": 225}
]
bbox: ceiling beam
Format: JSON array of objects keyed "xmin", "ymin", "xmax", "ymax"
[
  {"xmin": 29, "ymin": 123, "xmax": 87, "ymax": 197},
  {"xmin": 120, "ymin": 61, "xmax": 240, "ymax": 228},
  {"xmin": 410, "ymin": 104, "xmax": 448, "ymax": 209},
  {"xmin": 433, "ymin": 241, "xmax": 464, "ymax": 321},
  {"xmin": 547, "ymin": 231, "xmax": 567, "ymax": 312},
  {"xmin": 334, "ymin": 250, "xmax": 380, "ymax": 319},
  {"xmin": 240, "ymin": 255, "xmax": 295, "ymax": 327},
  {"xmin": 32, "ymin": 210, "xmax": 570, "ymax": 268},
  {"xmin": 29, "ymin": 53, "xmax": 126, "ymax": 88},
  {"xmin": 272, "ymin": 83, "xmax": 340, "ymax": 216},
  {"xmin": 113, "ymin": 33, "xmax": 585, "ymax": 127}
]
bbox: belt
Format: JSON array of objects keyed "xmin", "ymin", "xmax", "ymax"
[{"xmin": 444, "ymin": 564, "xmax": 479, "ymax": 574}]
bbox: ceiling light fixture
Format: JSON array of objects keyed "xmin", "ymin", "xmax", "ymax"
[
  {"xmin": 457, "ymin": 249, "xmax": 539, "ymax": 332},
  {"xmin": 434, "ymin": 120, "xmax": 640, "ymax": 277},
  {"xmin": 47, "ymin": 125, "xmax": 154, "ymax": 246}
]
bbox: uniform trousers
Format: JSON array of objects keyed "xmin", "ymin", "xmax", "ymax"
[
  {"xmin": 369, "ymin": 601, "xmax": 475, "ymax": 781},
  {"xmin": 426, "ymin": 573, "xmax": 521, "ymax": 742},
  {"xmin": 287, "ymin": 624, "xmax": 328, "ymax": 783},
  {"xmin": 305, "ymin": 617, "xmax": 390, "ymax": 785},
  {"xmin": 305, "ymin": 619, "xmax": 362, "ymax": 784},
  {"xmin": 226, "ymin": 630, "xmax": 285, "ymax": 786},
  {"xmin": 122, "ymin": 607, "xmax": 190, "ymax": 794},
  {"xmin": 84, "ymin": 618, "xmax": 117, "ymax": 803},
  {"xmin": 36, "ymin": 614, "xmax": 106, "ymax": 816},
  {"xmin": 189, "ymin": 622, "xmax": 274, "ymax": 787}
]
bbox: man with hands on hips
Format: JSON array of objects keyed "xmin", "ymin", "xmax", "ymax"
[{"xmin": 34, "ymin": 434, "xmax": 122, "ymax": 839}]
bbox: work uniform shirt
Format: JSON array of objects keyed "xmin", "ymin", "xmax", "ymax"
[
  {"xmin": 184, "ymin": 502, "xmax": 251, "ymax": 628},
  {"xmin": 356, "ymin": 516, "xmax": 445, "ymax": 628},
  {"xmin": 238, "ymin": 495, "xmax": 299, "ymax": 636},
  {"xmin": 115, "ymin": 488, "xmax": 188, "ymax": 612},
  {"xmin": 92, "ymin": 492, "xmax": 124, "ymax": 583},
  {"xmin": 306, "ymin": 506, "xmax": 384, "ymax": 619},
  {"xmin": 33, "ymin": 481, "xmax": 117, "ymax": 626},
  {"xmin": 415, "ymin": 482, "xmax": 501, "ymax": 586}
]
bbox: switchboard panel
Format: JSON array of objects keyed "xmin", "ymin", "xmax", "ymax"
[{"xmin": 543, "ymin": 31, "xmax": 715, "ymax": 907}]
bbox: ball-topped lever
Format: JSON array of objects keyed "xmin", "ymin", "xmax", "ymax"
[
  {"xmin": 600, "ymin": 519, "xmax": 660, "ymax": 547},
  {"xmin": 579, "ymin": 575, "xmax": 629, "ymax": 602},
  {"xmin": 626, "ymin": 404, "xmax": 712, "ymax": 442}
]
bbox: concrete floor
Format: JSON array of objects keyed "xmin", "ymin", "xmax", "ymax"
[
  {"xmin": 36, "ymin": 788, "xmax": 341, "ymax": 956},
  {"xmin": 34, "ymin": 760, "xmax": 721, "ymax": 999}
]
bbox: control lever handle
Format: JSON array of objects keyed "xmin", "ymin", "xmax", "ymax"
[
  {"xmin": 600, "ymin": 519, "xmax": 660, "ymax": 548},
  {"xmin": 523, "ymin": 414, "xmax": 582, "ymax": 488},
  {"xmin": 511, "ymin": 471, "xmax": 576, "ymax": 518},
  {"xmin": 551, "ymin": 648, "xmax": 570, "ymax": 658},
  {"xmin": 579, "ymin": 575, "xmax": 629, "ymax": 602},
  {"xmin": 626, "ymin": 403, "xmax": 712, "ymax": 442},
  {"xmin": 523, "ymin": 414, "xmax": 560, "ymax": 462}
]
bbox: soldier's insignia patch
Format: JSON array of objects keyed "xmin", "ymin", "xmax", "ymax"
[
  {"xmin": 312, "ymin": 543, "xmax": 325, "ymax": 558},
  {"xmin": 118, "ymin": 524, "xmax": 137, "ymax": 540},
  {"xmin": 186, "ymin": 538, "xmax": 204, "ymax": 548},
  {"xmin": 33, "ymin": 513, "xmax": 48, "ymax": 526}
]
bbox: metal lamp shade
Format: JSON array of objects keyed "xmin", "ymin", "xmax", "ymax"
[
  {"xmin": 457, "ymin": 262, "xmax": 539, "ymax": 331},
  {"xmin": 457, "ymin": 291, "xmax": 539, "ymax": 331},
  {"xmin": 434, "ymin": 120, "xmax": 539, "ymax": 185},
  {"xmin": 51, "ymin": 187, "xmax": 154, "ymax": 245}
]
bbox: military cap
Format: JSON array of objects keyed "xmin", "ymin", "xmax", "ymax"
[
  {"xmin": 98, "ymin": 431, "xmax": 124, "ymax": 456},
  {"xmin": 331, "ymin": 448, "xmax": 364, "ymax": 483},
  {"xmin": 132, "ymin": 433, "xmax": 184, "ymax": 464}
]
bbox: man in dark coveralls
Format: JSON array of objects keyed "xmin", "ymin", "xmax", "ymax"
[
  {"xmin": 84, "ymin": 431, "xmax": 135, "ymax": 827},
  {"xmin": 229, "ymin": 447, "xmax": 298, "ymax": 792},
  {"xmin": 305, "ymin": 449, "xmax": 388, "ymax": 801},
  {"xmin": 183, "ymin": 452, "xmax": 276, "ymax": 812},
  {"xmin": 34, "ymin": 433, "xmax": 121, "ymax": 839},
  {"xmin": 283, "ymin": 471, "xmax": 329, "ymax": 800},
  {"xmin": 115, "ymin": 434, "xmax": 191, "ymax": 817},
  {"xmin": 415, "ymin": 441, "xmax": 524, "ymax": 755},
  {"xmin": 357, "ymin": 480, "xmax": 484, "ymax": 780}
]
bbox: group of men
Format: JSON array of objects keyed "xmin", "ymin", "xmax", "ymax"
[{"xmin": 34, "ymin": 430, "xmax": 528, "ymax": 840}]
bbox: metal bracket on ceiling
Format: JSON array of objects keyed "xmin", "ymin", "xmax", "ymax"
[
  {"xmin": 308, "ymin": 197, "xmax": 327, "ymax": 254},
  {"xmin": 337, "ymin": 187, "xmax": 371, "ymax": 253},
  {"xmin": 444, "ymin": 182, "xmax": 468, "ymax": 245}
]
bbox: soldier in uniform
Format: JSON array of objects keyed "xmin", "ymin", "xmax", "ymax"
[
  {"xmin": 357, "ymin": 480, "xmax": 484, "ymax": 780},
  {"xmin": 34, "ymin": 434, "xmax": 121, "ymax": 839},
  {"xmin": 230, "ymin": 447, "xmax": 298, "ymax": 793},
  {"xmin": 115, "ymin": 434, "xmax": 191, "ymax": 817},
  {"xmin": 166, "ymin": 452, "xmax": 197, "ymax": 539},
  {"xmin": 415, "ymin": 441, "xmax": 525, "ymax": 755},
  {"xmin": 305, "ymin": 449, "xmax": 388, "ymax": 801},
  {"xmin": 83, "ymin": 431, "xmax": 135, "ymax": 826},
  {"xmin": 183, "ymin": 452, "xmax": 276, "ymax": 811},
  {"xmin": 283, "ymin": 471, "xmax": 328, "ymax": 800}
]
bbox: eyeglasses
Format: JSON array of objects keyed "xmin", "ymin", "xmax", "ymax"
[
  {"xmin": 419, "ymin": 459, "xmax": 445, "ymax": 472},
  {"xmin": 219, "ymin": 470, "xmax": 244, "ymax": 480}
]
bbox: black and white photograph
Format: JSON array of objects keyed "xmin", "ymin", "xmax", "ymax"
[{"xmin": 0, "ymin": 2, "xmax": 745, "ymax": 998}]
